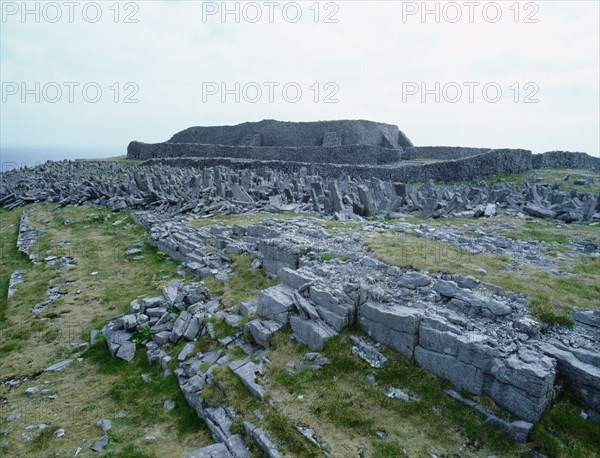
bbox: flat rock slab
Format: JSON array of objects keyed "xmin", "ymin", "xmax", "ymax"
[
  {"xmin": 243, "ymin": 421, "xmax": 283, "ymax": 458},
  {"xmin": 44, "ymin": 359, "xmax": 72, "ymax": 372},
  {"xmin": 228, "ymin": 358, "xmax": 266, "ymax": 400},
  {"xmin": 350, "ymin": 336, "xmax": 388, "ymax": 368},
  {"xmin": 182, "ymin": 443, "xmax": 232, "ymax": 457},
  {"xmin": 290, "ymin": 315, "xmax": 338, "ymax": 351},
  {"xmin": 245, "ymin": 319, "xmax": 283, "ymax": 349}
]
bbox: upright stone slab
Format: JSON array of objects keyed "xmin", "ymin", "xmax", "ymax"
[
  {"xmin": 257, "ymin": 284, "xmax": 295, "ymax": 324},
  {"xmin": 359, "ymin": 301, "xmax": 421, "ymax": 358},
  {"xmin": 290, "ymin": 315, "xmax": 338, "ymax": 351}
]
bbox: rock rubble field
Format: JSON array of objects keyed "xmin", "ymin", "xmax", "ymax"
[{"xmin": 1, "ymin": 139, "xmax": 599, "ymax": 457}]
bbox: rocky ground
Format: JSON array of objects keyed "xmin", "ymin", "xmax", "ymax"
[{"xmin": 0, "ymin": 160, "xmax": 599, "ymax": 457}]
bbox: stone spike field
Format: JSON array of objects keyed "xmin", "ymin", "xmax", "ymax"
[{"xmin": 0, "ymin": 120, "xmax": 599, "ymax": 457}]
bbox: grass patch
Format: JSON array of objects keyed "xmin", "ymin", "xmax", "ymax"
[
  {"xmin": 319, "ymin": 251, "xmax": 348, "ymax": 262},
  {"xmin": 83, "ymin": 341, "xmax": 206, "ymax": 437},
  {"xmin": 504, "ymin": 228, "xmax": 568, "ymax": 244},
  {"xmin": 203, "ymin": 254, "xmax": 279, "ymax": 308},
  {"xmin": 0, "ymin": 204, "xmax": 211, "ymax": 457}
]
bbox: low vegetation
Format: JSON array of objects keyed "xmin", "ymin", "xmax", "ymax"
[
  {"xmin": 0, "ymin": 204, "xmax": 211, "ymax": 457},
  {"xmin": 363, "ymin": 221, "xmax": 600, "ymax": 325},
  {"xmin": 203, "ymin": 254, "xmax": 279, "ymax": 308}
]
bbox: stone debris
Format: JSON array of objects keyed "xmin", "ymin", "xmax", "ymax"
[
  {"xmin": 9, "ymin": 147, "xmax": 593, "ymax": 451},
  {"xmin": 1, "ymin": 159, "xmax": 598, "ymax": 224},
  {"xmin": 245, "ymin": 319, "xmax": 283, "ymax": 349},
  {"xmin": 182, "ymin": 443, "xmax": 232, "ymax": 458},
  {"xmin": 294, "ymin": 352, "xmax": 330, "ymax": 371},
  {"xmin": 95, "ymin": 419, "xmax": 112, "ymax": 432},
  {"xmin": 243, "ymin": 421, "xmax": 282, "ymax": 458},
  {"xmin": 16, "ymin": 212, "xmax": 44, "ymax": 259},
  {"xmin": 123, "ymin": 215, "xmax": 600, "ymax": 434},
  {"xmin": 91, "ymin": 434, "xmax": 108, "ymax": 452},
  {"xmin": 296, "ymin": 425, "xmax": 330, "ymax": 456},
  {"xmin": 164, "ymin": 399, "xmax": 176, "ymax": 410},
  {"xmin": 7, "ymin": 270, "xmax": 26, "ymax": 298},
  {"xmin": 385, "ymin": 387, "xmax": 413, "ymax": 402},
  {"xmin": 44, "ymin": 359, "xmax": 72, "ymax": 372},
  {"xmin": 444, "ymin": 389, "xmax": 533, "ymax": 443},
  {"xmin": 350, "ymin": 336, "xmax": 388, "ymax": 368}
]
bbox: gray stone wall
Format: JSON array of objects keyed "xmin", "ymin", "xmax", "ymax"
[
  {"xmin": 128, "ymin": 141, "xmax": 402, "ymax": 165},
  {"xmin": 166, "ymin": 119, "xmax": 413, "ymax": 148},
  {"xmin": 142, "ymin": 148, "xmax": 534, "ymax": 183},
  {"xmin": 532, "ymin": 151, "xmax": 600, "ymax": 171},
  {"xmin": 404, "ymin": 146, "xmax": 492, "ymax": 160}
]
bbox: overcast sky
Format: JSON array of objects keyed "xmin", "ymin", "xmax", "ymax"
[{"xmin": 1, "ymin": 0, "xmax": 599, "ymax": 158}]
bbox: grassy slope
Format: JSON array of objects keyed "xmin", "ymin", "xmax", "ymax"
[
  {"xmin": 2, "ymin": 205, "xmax": 599, "ymax": 457},
  {"xmin": 0, "ymin": 204, "xmax": 212, "ymax": 457}
]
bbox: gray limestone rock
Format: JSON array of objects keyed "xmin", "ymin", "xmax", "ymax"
[
  {"xmin": 245, "ymin": 319, "xmax": 283, "ymax": 349},
  {"xmin": 91, "ymin": 434, "xmax": 108, "ymax": 452},
  {"xmin": 360, "ymin": 302, "xmax": 421, "ymax": 358},
  {"xmin": 350, "ymin": 336, "xmax": 388, "ymax": 368},
  {"xmin": 398, "ymin": 272, "xmax": 431, "ymax": 289},
  {"xmin": 228, "ymin": 358, "xmax": 266, "ymax": 400},
  {"xmin": 257, "ymin": 285, "xmax": 295, "ymax": 324},
  {"xmin": 243, "ymin": 421, "xmax": 283, "ymax": 458},
  {"xmin": 116, "ymin": 341, "xmax": 136, "ymax": 361},
  {"xmin": 290, "ymin": 315, "xmax": 338, "ymax": 351}
]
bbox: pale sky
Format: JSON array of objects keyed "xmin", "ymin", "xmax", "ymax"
[{"xmin": 1, "ymin": 0, "xmax": 599, "ymax": 158}]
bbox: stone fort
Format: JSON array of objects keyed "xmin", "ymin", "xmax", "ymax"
[{"xmin": 127, "ymin": 119, "xmax": 599, "ymax": 182}]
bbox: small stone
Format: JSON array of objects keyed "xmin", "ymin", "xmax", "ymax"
[
  {"xmin": 366, "ymin": 374, "xmax": 378, "ymax": 386},
  {"xmin": 95, "ymin": 419, "xmax": 112, "ymax": 432},
  {"xmin": 385, "ymin": 387, "xmax": 411, "ymax": 402},
  {"xmin": 91, "ymin": 434, "xmax": 108, "ymax": 452},
  {"xmin": 141, "ymin": 373, "xmax": 151, "ymax": 383},
  {"xmin": 21, "ymin": 433, "xmax": 32, "ymax": 441},
  {"xmin": 54, "ymin": 428, "xmax": 65, "ymax": 438},
  {"xmin": 163, "ymin": 400, "xmax": 176, "ymax": 411},
  {"xmin": 144, "ymin": 435, "xmax": 156, "ymax": 441},
  {"xmin": 44, "ymin": 359, "xmax": 72, "ymax": 372},
  {"xmin": 6, "ymin": 412, "xmax": 22, "ymax": 421},
  {"xmin": 24, "ymin": 386, "xmax": 38, "ymax": 395},
  {"xmin": 375, "ymin": 430, "xmax": 387, "ymax": 440}
]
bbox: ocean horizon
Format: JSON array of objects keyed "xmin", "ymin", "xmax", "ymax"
[{"xmin": 0, "ymin": 146, "xmax": 123, "ymax": 172}]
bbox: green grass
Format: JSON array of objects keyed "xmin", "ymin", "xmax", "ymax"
[
  {"xmin": 267, "ymin": 330, "xmax": 522, "ymax": 456},
  {"xmin": 319, "ymin": 251, "xmax": 348, "ymax": 262},
  {"xmin": 530, "ymin": 392, "xmax": 600, "ymax": 457},
  {"xmin": 0, "ymin": 204, "xmax": 211, "ymax": 457},
  {"xmin": 503, "ymin": 228, "xmax": 569, "ymax": 244},
  {"xmin": 203, "ymin": 254, "xmax": 279, "ymax": 308},
  {"xmin": 83, "ymin": 338, "xmax": 207, "ymax": 437}
]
